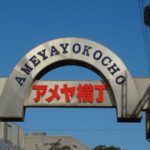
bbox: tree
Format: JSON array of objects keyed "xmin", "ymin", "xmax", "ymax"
[{"xmin": 93, "ymin": 145, "xmax": 124, "ymax": 150}]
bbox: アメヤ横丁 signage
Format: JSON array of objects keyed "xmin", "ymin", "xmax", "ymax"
[{"xmin": 0, "ymin": 37, "xmax": 149, "ymax": 140}]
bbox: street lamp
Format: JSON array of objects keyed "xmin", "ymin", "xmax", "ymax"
[{"xmin": 144, "ymin": 5, "xmax": 150, "ymax": 26}]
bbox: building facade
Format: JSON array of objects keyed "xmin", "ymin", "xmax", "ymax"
[
  {"xmin": 0, "ymin": 122, "xmax": 91, "ymax": 150},
  {"xmin": 0, "ymin": 122, "xmax": 24, "ymax": 150},
  {"xmin": 23, "ymin": 133, "xmax": 91, "ymax": 150}
]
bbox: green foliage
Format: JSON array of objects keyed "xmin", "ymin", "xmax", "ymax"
[{"xmin": 93, "ymin": 145, "xmax": 123, "ymax": 150}]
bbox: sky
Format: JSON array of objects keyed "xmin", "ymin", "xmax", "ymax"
[{"xmin": 0, "ymin": 0, "xmax": 150, "ymax": 150}]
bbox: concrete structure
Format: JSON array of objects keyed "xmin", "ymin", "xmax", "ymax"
[
  {"xmin": 0, "ymin": 122, "xmax": 24, "ymax": 150},
  {"xmin": 0, "ymin": 122, "xmax": 91, "ymax": 150},
  {"xmin": 23, "ymin": 133, "xmax": 91, "ymax": 150}
]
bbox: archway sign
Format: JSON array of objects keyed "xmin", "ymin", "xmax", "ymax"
[{"xmin": 0, "ymin": 37, "xmax": 150, "ymax": 140}]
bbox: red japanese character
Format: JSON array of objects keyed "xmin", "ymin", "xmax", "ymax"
[
  {"xmin": 95, "ymin": 85, "xmax": 108, "ymax": 103},
  {"xmin": 60, "ymin": 84, "xmax": 75, "ymax": 102},
  {"xmin": 32, "ymin": 85, "xmax": 47, "ymax": 103},
  {"xmin": 76, "ymin": 84, "xmax": 94, "ymax": 103},
  {"xmin": 46, "ymin": 85, "xmax": 60, "ymax": 102}
]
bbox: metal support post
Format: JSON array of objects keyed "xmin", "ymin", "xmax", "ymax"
[{"xmin": 146, "ymin": 111, "xmax": 150, "ymax": 141}]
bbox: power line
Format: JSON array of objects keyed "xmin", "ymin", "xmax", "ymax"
[{"xmin": 21, "ymin": 128, "xmax": 145, "ymax": 132}]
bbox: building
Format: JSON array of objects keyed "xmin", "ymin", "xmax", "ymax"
[
  {"xmin": 23, "ymin": 132, "xmax": 91, "ymax": 150},
  {"xmin": 0, "ymin": 122, "xmax": 24, "ymax": 150},
  {"xmin": 0, "ymin": 122, "xmax": 91, "ymax": 150}
]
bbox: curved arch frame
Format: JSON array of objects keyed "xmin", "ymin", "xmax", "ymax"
[{"xmin": 0, "ymin": 38, "xmax": 140, "ymax": 121}]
